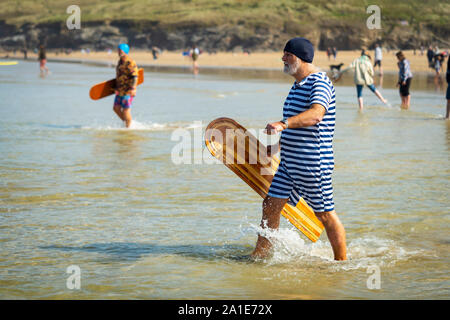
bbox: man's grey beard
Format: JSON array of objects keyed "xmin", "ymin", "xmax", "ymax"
[{"xmin": 283, "ymin": 59, "xmax": 300, "ymax": 75}]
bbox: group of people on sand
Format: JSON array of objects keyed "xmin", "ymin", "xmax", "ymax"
[{"xmin": 427, "ymin": 46, "xmax": 448, "ymax": 79}]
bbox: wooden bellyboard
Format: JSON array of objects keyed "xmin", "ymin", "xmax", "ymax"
[
  {"xmin": 204, "ymin": 117, "xmax": 324, "ymax": 242},
  {"xmin": 89, "ymin": 68, "xmax": 144, "ymax": 100}
]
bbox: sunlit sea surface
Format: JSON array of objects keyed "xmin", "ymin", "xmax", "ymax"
[{"xmin": 0, "ymin": 60, "xmax": 448, "ymax": 299}]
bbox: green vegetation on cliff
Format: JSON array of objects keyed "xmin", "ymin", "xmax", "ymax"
[{"xmin": 1, "ymin": 0, "xmax": 449, "ymax": 30}]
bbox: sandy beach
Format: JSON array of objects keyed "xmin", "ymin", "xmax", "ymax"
[{"xmin": 4, "ymin": 49, "xmax": 441, "ymax": 73}]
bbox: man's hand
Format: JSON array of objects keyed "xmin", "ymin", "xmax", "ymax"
[{"xmin": 265, "ymin": 121, "xmax": 286, "ymax": 134}]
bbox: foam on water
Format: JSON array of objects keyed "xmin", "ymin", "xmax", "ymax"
[
  {"xmin": 81, "ymin": 120, "xmax": 201, "ymax": 131},
  {"xmin": 238, "ymin": 221, "xmax": 422, "ymax": 271}
]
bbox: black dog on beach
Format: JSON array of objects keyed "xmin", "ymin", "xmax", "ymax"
[
  {"xmin": 329, "ymin": 63, "xmax": 344, "ymax": 72},
  {"xmin": 329, "ymin": 63, "xmax": 344, "ymax": 80}
]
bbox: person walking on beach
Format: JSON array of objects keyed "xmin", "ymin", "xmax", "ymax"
[
  {"xmin": 38, "ymin": 45, "xmax": 49, "ymax": 77},
  {"xmin": 190, "ymin": 45, "xmax": 200, "ymax": 74},
  {"xmin": 427, "ymin": 46, "xmax": 435, "ymax": 69},
  {"xmin": 336, "ymin": 49, "xmax": 388, "ymax": 110},
  {"xmin": 151, "ymin": 46, "xmax": 160, "ymax": 60},
  {"xmin": 251, "ymin": 37, "xmax": 347, "ymax": 261},
  {"xmin": 433, "ymin": 53, "xmax": 445, "ymax": 88},
  {"xmin": 113, "ymin": 43, "xmax": 138, "ymax": 128},
  {"xmin": 396, "ymin": 51, "xmax": 413, "ymax": 110},
  {"xmin": 326, "ymin": 47, "xmax": 332, "ymax": 60},
  {"xmin": 374, "ymin": 43, "xmax": 383, "ymax": 75}
]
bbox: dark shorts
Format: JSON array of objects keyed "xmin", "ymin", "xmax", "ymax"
[
  {"xmin": 446, "ymin": 84, "xmax": 450, "ymax": 100},
  {"xmin": 114, "ymin": 94, "xmax": 134, "ymax": 109},
  {"xmin": 399, "ymin": 78, "xmax": 412, "ymax": 96},
  {"xmin": 356, "ymin": 84, "xmax": 376, "ymax": 98},
  {"xmin": 374, "ymin": 60, "xmax": 382, "ymax": 67}
]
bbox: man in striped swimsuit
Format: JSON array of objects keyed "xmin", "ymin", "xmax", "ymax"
[{"xmin": 251, "ymin": 38, "xmax": 347, "ymax": 261}]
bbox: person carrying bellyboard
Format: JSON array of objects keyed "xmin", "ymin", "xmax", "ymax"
[
  {"xmin": 113, "ymin": 43, "xmax": 139, "ymax": 128},
  {"xmin": 251, "ymin": 37, "xmax": 347, "ymax": 261}
]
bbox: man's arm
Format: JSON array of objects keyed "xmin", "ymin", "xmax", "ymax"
[{"xmin": 265, "ymin": 104, "xmax": 326, "ymax": 133}]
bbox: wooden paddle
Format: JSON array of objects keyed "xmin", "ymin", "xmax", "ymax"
[
  {"xmin": 89, "ymin": 68, "xmax": 144, "ymax": 100},
  {"xmin": 205, "ymin": 117, "xmax": 324, "ymax": 242}
]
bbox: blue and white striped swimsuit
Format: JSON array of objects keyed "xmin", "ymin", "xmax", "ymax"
[{"xmin": 268, "ymin": 72, "xmax": 336, "ymax": 212}]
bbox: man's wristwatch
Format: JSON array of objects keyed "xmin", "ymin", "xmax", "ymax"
[{"xmin": 280, "ymin": 118, "xmax": 289, "ymax": 129}]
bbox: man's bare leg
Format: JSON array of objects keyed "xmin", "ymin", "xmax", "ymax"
[
  {"xmin": 251, "ymin": 196, "xmax": 287, "ymax": 259},
  {"xmin": 251, "ymin": 197, "xmax": 347, "ymax": 261},
  {"xmin": 315, "ymin": 210, "xmax": 347, "ymax": 261}
]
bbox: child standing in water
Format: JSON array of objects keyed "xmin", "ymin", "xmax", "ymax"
[{"xmin": 396, "ymin": 51, "xmax": 413, "ymax": 109}]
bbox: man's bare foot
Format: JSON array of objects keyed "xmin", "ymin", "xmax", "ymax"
[
  {"xmin": 250, "ymin": 250, "xmax": 269, "ymax": 261},
  {"xmin": 250, "ymin": 235, "xmax": 273, "ymax": 260}
]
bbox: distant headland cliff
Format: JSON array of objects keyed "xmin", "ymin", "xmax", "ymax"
[{"xmin": 1, "ymin": 0, "xmax": 448, "ymax": 52}]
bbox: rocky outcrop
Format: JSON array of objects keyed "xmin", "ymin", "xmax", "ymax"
[{"xmin": 0, "ymin": 19, "xmax": 448, "ymax": 52}]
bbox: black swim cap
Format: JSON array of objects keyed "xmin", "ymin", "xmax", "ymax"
[{"xmin": 283, "ymin": 37, "xmax": 314, "ymax": 63}]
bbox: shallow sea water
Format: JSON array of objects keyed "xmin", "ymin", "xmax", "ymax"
[{"xmin": 0, "ymin": 60, "xmax": 448, "ymax": 299}]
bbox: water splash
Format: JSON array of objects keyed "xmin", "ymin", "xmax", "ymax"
[
  {"xmin": 81, "ymin": 120, "xmax": 201, "ymax": 131},
  {"xmin": 238, "ymin": 221, "xmax": 422, "ymax": 271}
]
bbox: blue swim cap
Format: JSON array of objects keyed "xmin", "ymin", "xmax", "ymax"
[{"xmin": 118, "ymin": 43, "xmax": 129, "ymax": 54}]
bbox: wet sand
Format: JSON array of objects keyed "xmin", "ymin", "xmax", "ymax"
[{"xmin": 5, "ymin": 49, "xmax": 439, "ymax": 73}]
